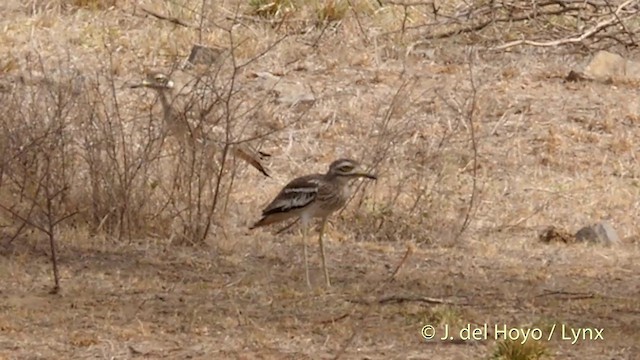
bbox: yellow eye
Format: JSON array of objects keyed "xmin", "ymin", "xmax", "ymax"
[{"xmin": 339, "ymin": 165, "xmax": 354, "ymax": 172}]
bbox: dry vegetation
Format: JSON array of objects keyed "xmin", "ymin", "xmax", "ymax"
[{"xmin": 1, "ymin": 0, "xmax": 640, "ymax": 358}]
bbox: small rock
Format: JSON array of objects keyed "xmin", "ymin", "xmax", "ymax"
[
  {"xmin": 183, "ymin": 44, "xmax": 225, "ymax": 69},
  {"xmin": 574, "ymin": 222, "xmax": 620, "ymax": 246},
  {"xmin": 582, "ymin": 51, "xmax": 640, "ymax": 83},
  {"xmin": 252, "ymin": 71, "xmax": 315, "ymax": 107}
]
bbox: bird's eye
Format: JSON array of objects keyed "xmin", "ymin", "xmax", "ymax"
[{"xmin": 339, "ymin": 165, "xmax": 354, "ymax": 173}]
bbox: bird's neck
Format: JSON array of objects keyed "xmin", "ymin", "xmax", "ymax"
[
  {"xmin": 326, "ymin": 173, "xmax": 350, "ymax": 187},
  {"xmin": 156, "ymin": 90, "xmax": 173, "ymax": 119}
]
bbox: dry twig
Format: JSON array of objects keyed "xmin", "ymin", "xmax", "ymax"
[{"xmin": 139, "ymin": 6, "xmax": 196, "ymax": 28}]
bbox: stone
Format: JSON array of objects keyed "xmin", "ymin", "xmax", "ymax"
[
  {"xmin": 252, "ymin": 71, "xmax": 315, "ymax": 107},
  {"xmin": 582, "ymin": 51, "xmax": 640, "ymax": 83},
  {"xmin": 183, "ymin": 44, "xmax": 226, "ymax": 69},
  {"xmin": 574, "ymin": 222, "xmax": 620, "ymax": 246}
]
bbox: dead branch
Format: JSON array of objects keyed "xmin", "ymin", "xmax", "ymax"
[
  {"xmin": 403, "ymin": 3, "xmax": 589, "ymax": 41},
  {"xmin": 454, "ymin": 49, "xmax": 479, "ymax": 241},
  {"xmin": 385, "ymin": 0, "xmax": 435, "ymax": 7},
  {"xmin": 603, "ymin": 0, "xmax": 637, "ymax": 46},
  {"xmin": 275, "ymin": 218, "xmax": 299, "ymax": 234},
  {"xmin": 0, "ymin": 202, "xmax": 48, "ymax": 234},
  {"xmin": 319, "ymin": 312, "xmax": 352, "ymax": 324},
  {"xmin": 348, "ymin": 294, "xmax": 460, "ymax": 305},
  {"xmin": 345, "ymin": 0, "xmax": 370, "ymax": 44},
  {"xmin": 535, "ymin": 290, "xmax": 596, "ymax": 300},
  {"xmin": 492, "ymin": 0, "xmax": 638, "ymax": 50},
  {"xmin": 393, "ymin": 0, "xmax": 639, "ymax": 52},
  {"xmin": 382, "ymin": 243, "xmax": 413, "ymax": 285},
  {"xmin": 139, "ymin": 6, "xmax": 196, "ymax": 28},
  {"xmin": 378, "ymin": 295, "xmax": 460, "ymax": 305}
]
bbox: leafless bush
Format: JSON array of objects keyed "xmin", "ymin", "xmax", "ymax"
[
  {"xmin": 153, "ymin": 65, "xmax": 235, "ymax": 246},
  {"xmin": 76, "ymin": 33, "xmax": 286, "ymax": 247},
  {"xmin": 76, "ymin": 68, "xmax": 164, "ymax": 241},
  {"xmin": 0, "ymin": 57, "xmax": 83, "ymax": 293},
  {"xmin": 133, "ymin": 41, "xmax": 287, "ymax": 245},
  {"xmin": 0, "ymin": 19, "xmax": 290, "ymax": 289},
  {"xmin": 348, "ymin": 60, "xmax": 481, "ymax": 245}
]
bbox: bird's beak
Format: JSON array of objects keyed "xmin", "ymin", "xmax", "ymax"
[
  {"xmin": 129, "ymin": 79, "xmax": 152, "ymax": 89},
  {"xmin": 353, "ymin": 171, "xmax": 377, "ymax": 180}
]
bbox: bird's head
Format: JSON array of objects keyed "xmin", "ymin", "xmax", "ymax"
[
  {"xmin": 130, "ymin": 71, "xmax": 175, "ymax": 90},
  {"xmin": 327, "ymin": 158, "xmax": 377, "ymax": 180}
]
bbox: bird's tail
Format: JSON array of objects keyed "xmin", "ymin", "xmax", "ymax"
[{"xmin": 233, "ymin": 144, "xmax": 271, "ymax": 177}]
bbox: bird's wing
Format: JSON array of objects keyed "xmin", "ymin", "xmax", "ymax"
[{"xmin": 261, "ymin": 175, "xmax": 322, "ymax": 216}]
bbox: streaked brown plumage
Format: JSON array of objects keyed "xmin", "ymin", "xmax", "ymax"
[
  {"xmin": 251, "ymin": 158, "xmax": 377, "ymax": 288},
  {"xmin": 130, "ymin": 71, "xmax": 271, "ymax": 177}
]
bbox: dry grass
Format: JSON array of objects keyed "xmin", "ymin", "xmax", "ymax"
[
  {"xmin": 1, "ymin": 0, "xmax": 640, "ymax": 358},
  {"xmin": 491, "ymin": 339, "xmax": 548, "ymax": 360}
]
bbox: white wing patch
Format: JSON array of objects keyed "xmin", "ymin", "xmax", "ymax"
[
  {"xmin": 278, "ymin": 191, "xmax": 316, "ymax": 211},
  {"xmin": 284, "ymin": 186, "xmax": 317, "ymax": 194}
]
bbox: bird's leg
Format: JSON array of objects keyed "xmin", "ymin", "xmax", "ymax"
[
  {"xmin": 302, "ymin": 220, "xmax": 312, "ymax": 290},
  {"xmin": 318, "ymin": 216, "xmax": 331, "ymax": 288}
]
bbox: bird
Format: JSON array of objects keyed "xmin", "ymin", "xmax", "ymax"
[
  {"xmin": 250, "ymin": 158, "xmax": 377, "ymax": 288},
  {"xmin": 130, "ymin": 71, "xmax": 271, "ymax": 177}
]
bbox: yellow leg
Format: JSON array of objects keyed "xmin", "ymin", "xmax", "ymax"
[
  {"xmin": 318, "ymin": 217, "xmax": 331, "ymax": 288},
  {"xmin": 302, "ymin": 222, "xmax": 312, "ymax": 289}
]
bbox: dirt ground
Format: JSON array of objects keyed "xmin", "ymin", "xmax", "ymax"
[{"xmin": 1, "ymin": 0, "xmax": 640, "ymax": 359}]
